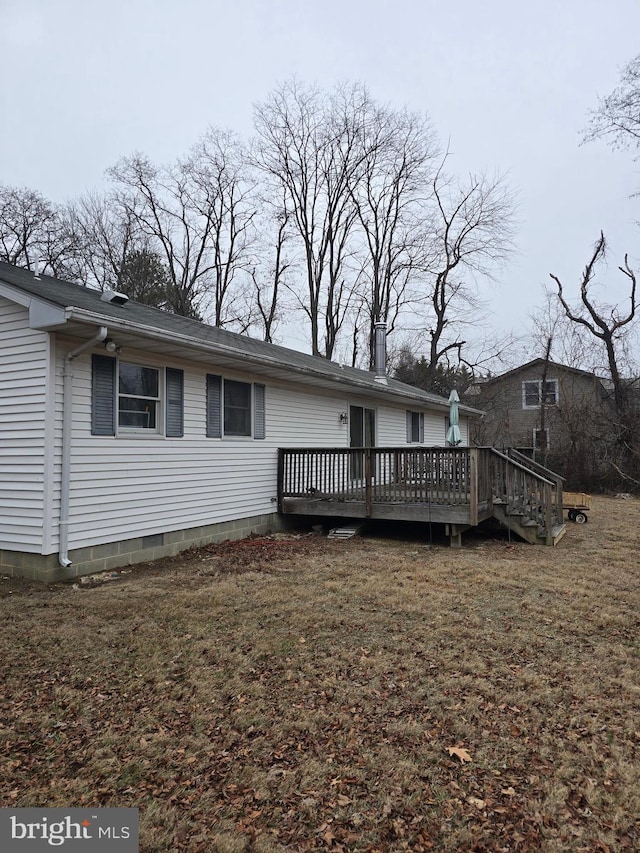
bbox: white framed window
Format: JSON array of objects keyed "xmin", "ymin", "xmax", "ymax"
[
  {"xmin": 224, "ymin": 379, "xmax": 252, "ymax": 436},
  {"xmin": 406, "ymin": 410, "xmax": 424, "ymax": 443},
  {"xmin": 118, "ymin": 362, "xmax": 160, "ymax": 431},
  {"xmin": 522, "ymin": 379, "xmax": 558, "ymax": 409},
  {"xmin": 206, "ymin": 374, "xmax": 266, "ymax": 439},
  {"xmin": 91, "ymin": 355, "xmax": 184, "ymax": 438}
]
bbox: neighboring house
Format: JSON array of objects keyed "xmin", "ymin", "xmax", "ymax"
[
  {"xmin": 470, "ymin": 358, "xmax": 613, "ymax": 476},
  {"xmin": 0, "ymin": 262, "xmax": 479, "ymax": 581}
]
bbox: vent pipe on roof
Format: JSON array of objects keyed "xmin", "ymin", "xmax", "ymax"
[
  {"xmin": 101, "ymin": 289, "xmax": 129, "ymax": 306},
  {"xmin": 374, "ymin": 320, "xmax": 388, "ymax": 383},
  {"xmin": 33, "ymin": 258, "xmax": 46, "ymax": 280}
]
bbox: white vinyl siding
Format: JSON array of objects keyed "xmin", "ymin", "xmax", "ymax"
[
  {"xmin": 377, "ymin": 404, "xmax": 468, "ymax": 446},
  {"xmin": 0, "ymin": 298, "xmax": 49, "ymax": 551},
  {"xmin": 57, "ymin": 357, "xmax": 382, "ymax": 550},
  {"xmin": 55, "ymin": 351, "xmax": 292, "ymax": 550},
  {"xmin": 43, "ymin": 341, "xmax": 470, "ymax": 554}
]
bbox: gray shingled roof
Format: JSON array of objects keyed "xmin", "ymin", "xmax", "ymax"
[
  {"xmin": 479, "ymin": 358, "xmax": 609, "ymax": 385},
  {"xmin": 0, "ymin": 261, "xmax": 481, "ymax": 414}
]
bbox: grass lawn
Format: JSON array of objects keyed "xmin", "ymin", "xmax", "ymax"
[{"xmin": 1, "ymin": 496, "xmax": 640, "ymax": 852}]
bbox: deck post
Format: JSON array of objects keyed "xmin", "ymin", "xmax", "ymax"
[
  {"xmin": 277, "ymin": 448, "xmax": 284, "ymax": 513},
  {"xmin": 365, "ymin": 448, "xmax": 373, "ymax": 517},
  {"xmin": 555, "ymin": 478, "xmax": 563, "ymax": 525},
  {"xmin": 544, "ymin": 481, "xmax": 553, "ymax": 546},
  {"xmin": 469, "ymin": 448, "xmax": 478, "ymax": 525},
  {"xmin": 446, "ymin": 524, "xmax": 465, "ymax": 548}
]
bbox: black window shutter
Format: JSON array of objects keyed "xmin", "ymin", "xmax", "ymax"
[
  {"xmin": 91, "ymin": 354, "xmax": 116, "ymax": 436},
  {"xmin": 166, "ymin": 368, "xmax": 184, "ymax": 437},
  {"xmin": 419, "ymin": 413, "xmax": 424, "ymax": 444},
  {"xmin": 254, "ymin": 383, "xmax": 266, "ymax": 439},
  {"xmin": 206, "ymin": 374, "xmax": 222, "ymax": 438},
  {"xmin": 406, "ymin": 411, "xmax": 412, "ymax": 443}
]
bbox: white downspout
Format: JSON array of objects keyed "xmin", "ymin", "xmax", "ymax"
[{"xmin": 59, "ymin": 326, "xmax": 108, "ymax": 568}]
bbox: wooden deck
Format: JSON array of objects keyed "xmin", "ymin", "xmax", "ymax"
[{"xmin": 278, "ymin": 447, "xmax": 565, "ymax": 546}]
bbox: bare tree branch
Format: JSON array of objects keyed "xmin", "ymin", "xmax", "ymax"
[{"xmin": 550, "ymin": 233, "xmax": 638, "ymax": 456}]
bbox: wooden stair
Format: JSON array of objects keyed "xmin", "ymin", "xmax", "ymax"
[
  {"xmin": 489, "ymin": 450, "xmax": 566, "ymax": 546},
  {"xmin": 492, "ymin": 503, "xmax": 566, "ymax": 546}
]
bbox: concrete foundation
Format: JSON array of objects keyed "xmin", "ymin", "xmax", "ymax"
[{"xmin": 0, "ymin": 512, "xmax": 287, "ymax": 583}]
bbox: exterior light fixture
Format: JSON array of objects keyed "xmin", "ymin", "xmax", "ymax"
[
  {"xmin": 339, "ymin": 411, "xmax": 348, "ymax": 424},
  {"xmin": 104, "ymin": 339, "xmax": 122, "ymax": 354}
]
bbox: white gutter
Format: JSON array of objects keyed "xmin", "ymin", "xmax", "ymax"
[
  {"xmin": 61, "ymin": 307, "xmax": 483, "ymax": 416},
  {"xmin": 59, "ymin": 326, "xmax": 108, "ymax": 568}
]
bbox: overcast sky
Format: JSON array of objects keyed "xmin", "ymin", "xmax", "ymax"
[{"xmin": 2, "ymin": 0, "xmax": 639, "ymax": 359}]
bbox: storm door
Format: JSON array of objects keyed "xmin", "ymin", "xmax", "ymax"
[{"xmin": 349, "ymin": 405, "xmax": 376, "ymax": 479}]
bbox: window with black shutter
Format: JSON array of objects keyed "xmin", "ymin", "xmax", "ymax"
[
  {"xmin": 206, "ymin": 375, "xmax": 266, "ymax": 439},
  {"xmin": 91, "ymin": 357, "xmax": 184, "ymax": 437}
]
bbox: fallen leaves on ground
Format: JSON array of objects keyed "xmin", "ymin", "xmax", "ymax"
[{"xmin": 1, "ymin": 497, "xmax": 640, "ymax": 851}]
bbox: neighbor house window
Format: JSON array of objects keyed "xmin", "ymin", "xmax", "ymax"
[
  {"xmin": 522, "ymin": 379, "xmax": 558, "ymax": 409},
  {"xmin": 406, "ymin": 410, "xmax": 424, "ymax": 443},
  {"xmin": 206, "ymin": 374, "xmax": 266, "ymax": 439},
  {"xmin": 91, "ymin": 355, "xmax": 184, "ymax": 437},
  {"xmin": 534, "ymin": 428, "xmax": 550, "ymax": 450}
]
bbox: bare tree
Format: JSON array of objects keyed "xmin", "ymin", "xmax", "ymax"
[
  {"xmin": 550, "ymin": 232, "xmax": 637, "ymax": 422},
  {"xmin": 0, "ymin": 184, "xmax": 77, "ymax": 277},
  {"xmin": 583, "ymin": 53, "xmax": 640, "ymax": 154},
  {"xmin": 186, "ymin": 129, "xmax": 258, "ymax": 325},
  {"xmin": 550, "ymin": 233, "xmax": 639, "ymax": 488},
  {"xmin": 253, "ymin": 80, "xmax": 366, "ymax": 358},
  {"xmin": 108, "ymin": 128, "xmax": 257, "ymax": 323},
  {"xmin": 243, "ymin": 200, "xmax": 293, "ymax": 342},
  {"xmin": 348, "ymin": 101, "xmax": 439, "ymax": 367},
  {"xmin": 419, "ymin": 159, "xmax": 517, "ymax": 388},
  {"xmin": 537, "ymin": 336, "xmax": 553, "ymax": 466},
  {"xmin": 65, "ymin": 191, "xmax": 143, "ymax": 291},
  {"xmin": 528, "ymin": 288, "xmax": 594, "ymax": 370}
]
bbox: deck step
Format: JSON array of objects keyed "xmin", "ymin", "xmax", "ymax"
[
  {"xmin": 491, "ymin": 504, "xmax": 565, "ymax": 546},
  {"xmin": 327, "ymin": 525, "xmax": 362, "ymax": 540},
  {"xmin": 538, "ymin": 524, "xmax": 567, "ymax": 545}
]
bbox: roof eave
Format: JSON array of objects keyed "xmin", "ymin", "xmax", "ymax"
[
  {"xmin": 28, "ymin": 301, "xmax": 482, "ymax": 416},
  {"xmin": 68, "ymin": 307, "xmax": 484, "ymax": 415}
]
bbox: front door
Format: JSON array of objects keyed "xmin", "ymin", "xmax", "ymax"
[{"xmin": 349, "ymin": 405, "xmax": 375, "ymax": 478}]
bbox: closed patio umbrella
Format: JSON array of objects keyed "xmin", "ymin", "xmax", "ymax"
[{"xmin": 446, "ymin": 389, "xmax": 462, "ymax": 446}]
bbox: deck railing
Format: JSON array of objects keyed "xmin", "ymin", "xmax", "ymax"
[
  {"xmin": 278, "ymin": 446, "xmax": 563, "ymax": 539},
  {"xmin": 278, "ymin": 446, "xmax": 477, "ymax": 516}
]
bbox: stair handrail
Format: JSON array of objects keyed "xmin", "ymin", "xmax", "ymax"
[
  {"xmin": 504, "ymin": 448, "xmax": 564, "ymax": 522},
  {"xmin": 488, "ymin": 447, "xmax": 556, "ymax": 486},
  {"xmin": 489, "ymin": 447, "xmax": 563, "ymax": 532},
  {"xmin": 505, "ymin": 448, "xmax": 565, "ymax": 483}
]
